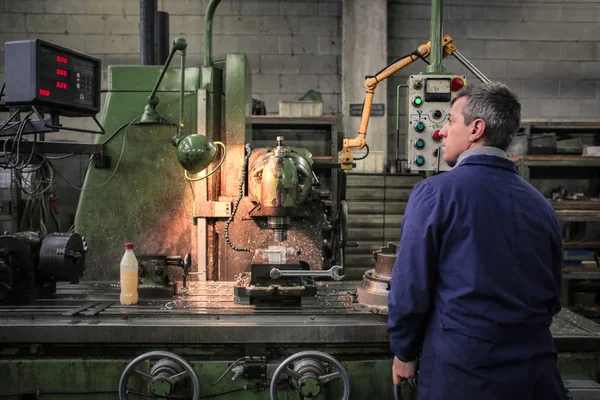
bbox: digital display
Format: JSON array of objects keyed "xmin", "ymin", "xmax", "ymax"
[{"xmin": 4, "ymin": 39, "xmax": 101, "ymax": 117}]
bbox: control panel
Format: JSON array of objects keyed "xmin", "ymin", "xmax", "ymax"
[
  {"xmin": 406, "ymin": 74, "xmax": 466, "ymax": 172},
  {"xmin": 4, "ymin": 39, "xmax": 101, "ymax": 117}
]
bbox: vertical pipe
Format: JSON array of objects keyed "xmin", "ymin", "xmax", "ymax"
[
  {"xmin": 203, "ymin": 0, "xmax": 222, "ymax": 67},
  {"xmin": 427, "ymin": 0, "xmax": 444, "ymax": 73},
  {"xmin": 140, "ymin": 0, "xmax": 157, "ymax": 65},
  {"xmin": 155, "ymin": 11, "xmax": 170, "ymax": 65},
  {"xmin": 179, "ymin": 51, "xmax": 186, "ymax": 140}
]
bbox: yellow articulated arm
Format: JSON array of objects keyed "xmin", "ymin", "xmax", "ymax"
[{"xmin": 339, "ymin": 35, "xmax": 455, "ymax": 171}]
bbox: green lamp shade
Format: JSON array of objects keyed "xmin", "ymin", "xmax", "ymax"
[{"xmin": 177, "ymin": 134, "xmax": 218, "ymax": 174}]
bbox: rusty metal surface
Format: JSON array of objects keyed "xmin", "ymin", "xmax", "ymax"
[{"xmin": 217, "ymin": 198, "xmax": 325, "ymax": 281}]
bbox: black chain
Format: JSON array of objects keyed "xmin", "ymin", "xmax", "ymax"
[{"xmin": 225, "ymin": 143, "xmax": 253, "ymax": 252}]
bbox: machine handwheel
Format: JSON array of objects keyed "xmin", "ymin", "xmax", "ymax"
[
  {"xmin": 119, "ymin": 351, "xmax": 201, "ymax": 400},
  {"xmin": 270, "ymin": 350, "xmax": 351, "ymax": 400}
]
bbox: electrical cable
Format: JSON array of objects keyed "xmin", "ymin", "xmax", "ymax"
[
  {"xmin": 0, "ymin": 109, "xmax": 20, "ymax": 132},
  {"xmin": 46, "ymin": 153, "xmax": 75, "ymax": 160},
  {"xmin": 211, "ymin": 357, "xmax": 246, "ymax": 385},
  {"xmin": 184, "ymin": 142, "xmax": 227, "ymax": 182},
  {"xmin": 353, "ymin": 143, "xmax": 370, "ymax": 161},
  {"xmin": 224, "ymin": 143, "xmax": 253, "ymax": 252},
  {"xmin": 48, "ymin": 117, "xmax": 139, "ymax": 191}
]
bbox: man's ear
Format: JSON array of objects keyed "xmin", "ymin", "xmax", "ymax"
[{"xmin": 470, "ymin": 119, "xmax": 486, "ymax": 142}]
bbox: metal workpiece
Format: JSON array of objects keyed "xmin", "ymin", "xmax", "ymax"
[
  {"xmin": 270, "ymin": 265, "xmax": 345, "ymax": 281},
  {"xmin": 356, "ymin": 243, "xmax": 397, "ymax": 312}
]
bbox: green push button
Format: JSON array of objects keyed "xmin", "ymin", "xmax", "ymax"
[
  {"xmin": 414, "ymin": 121, "xmax": 425, "ymax": 132},
  {"xmin": 414, "ymin": 156, "xmax": 425, "ymax": 167},
  {"xmin": 414, "ymin": 139, "xmax": 425, "ymax": 150},
  {"xmin": 412, "ymin": 96, "xmax": 423, "ymax": 107}
]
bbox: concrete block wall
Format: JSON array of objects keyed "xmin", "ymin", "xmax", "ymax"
[
  {"xmin": 387, "ymin": 0, "xmax": 600, "ymax": 162},
  {"xmin": 0, "ymin": 0, "xmax": 343, "ymax": 130}
]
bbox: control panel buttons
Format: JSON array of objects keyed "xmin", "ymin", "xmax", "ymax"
[
  {"xmin": 432, "ymin": 130, "xmax": 442, "ymax": 141},
  {"xmin": 412, "ymin": 96, "xmax": 423, "ymax": 107},
  {"xmin": 414, "ymin": 121, "xmax": 425, "ymax": 133},
  {"xmin": 451, "ymin": 77, "xmax": 465, "ymax": 92},
  {"xmin": 414, "ymin": 156, "xmax": 425, "ymax": 167},
  {"xmin": 431, "ymin": 109, "xmax": 443, "ymax": 120},
  {"xmin": 414, "ymin": 138, "xmax": 425, "ymax": 150}
]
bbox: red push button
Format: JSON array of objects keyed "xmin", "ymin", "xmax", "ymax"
[
  {"xmin": 451, "ymin": 77, "xmax": 465, "ymax": 92},
  {"xmin": 432, "ymin": 130, "xmax": 442, "ymax": 141}
]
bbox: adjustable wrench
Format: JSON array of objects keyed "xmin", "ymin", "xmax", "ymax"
[{"xmin": 269, "ymin": 266, "xmax": 345, "ymax": 281}]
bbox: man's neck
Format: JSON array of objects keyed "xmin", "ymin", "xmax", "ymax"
[{"xmin": 456, "ymin": 146, "xmax": 507, "ymax": 166}]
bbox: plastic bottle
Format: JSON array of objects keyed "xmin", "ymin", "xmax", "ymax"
[{"xmin": 120, "ymin": 242, "xmax": 139, "ymax": 305}]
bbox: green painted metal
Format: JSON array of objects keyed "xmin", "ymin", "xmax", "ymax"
[
  {"xmin": 427, "ymin": 0, "xmax": 445, "ymax": 73},
  {"xmin": 74, "ymin": 65, "xmax": 201, "ymax": 280},
  {"xmin": 140, "ymin": 37, "xmax": 189, "ymax": 126},
  {"xmin": 177, "ymin": 133, "xmax": 219, "ymax": 173},
  {"xmin": 223, "ymin": 54, "xmax": 252, "ymax": 197},
  {"xmin": 261, "ymin": 155, "xmax": 299, "ymax": 211},
  {"xmin": 0, "ymin": 356, "xmax": 394, "ymax": 399},
  {"xmin": 204, "ymin": 0, "xmax": 222, "ymax": 67},
  {"xmin": 1, "ymin": 353, "xmax": 594, "ymax": 399}
]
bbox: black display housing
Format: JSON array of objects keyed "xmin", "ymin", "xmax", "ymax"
[{"xmin": 4, "ymin": 39, "xmax": 101, "ymax": 117}]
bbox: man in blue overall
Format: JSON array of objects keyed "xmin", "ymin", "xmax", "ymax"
[{"xmin": 388, "ymin": 83, "xmax": 567, "ymax": 399}]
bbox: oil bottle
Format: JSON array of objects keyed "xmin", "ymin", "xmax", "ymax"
[{"xmin": 120, "ymin": 243, "xmax": 139, "ymax": 305}]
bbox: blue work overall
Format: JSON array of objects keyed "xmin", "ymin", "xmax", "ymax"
[{"xmin": 388, "ymin": 155, "xmax": 567, "ymax": 400}]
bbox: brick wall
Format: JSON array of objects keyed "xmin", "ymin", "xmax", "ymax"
[
  {"xmin": 388, "ymin": 0, "xmax": 600, "ymax": 160},
  {"xmin": 0, "ymin": 0, "xmax": 343, "ymax": 119}
]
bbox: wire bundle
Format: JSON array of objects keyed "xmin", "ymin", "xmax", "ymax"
[{"xmin": 0, "ymin": 107, "xmax": 138, "ymax": 233}]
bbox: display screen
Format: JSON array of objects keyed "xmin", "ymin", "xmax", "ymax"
[
  {"xmin": 4, "ymin": 39, "xmax": 100, "ymax": 117},
  {"xmin": 425, "ymin": 78, "xmax": 451, "ymax": 94},
  {"xmin": 424, "ymin": 78, "xmax": 452, "ymax": 102},
  {"xmin": 38, "ymin": 43, "xmax": 98, "ymax": 109}
]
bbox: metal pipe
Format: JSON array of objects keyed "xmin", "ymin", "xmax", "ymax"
[
  {"xmin": 452, "ymin": 50, "xmax": 492, "ymax": 83},
  {"xmin": 179, "ymin": 45, "xmax": 186, "ymax": 141},
  {"xmin": 427, "ymin": 0, "xmax": 444, "ymax": 73},
  {"xmin": 140, "ymin": 0, "xmax": 157, "ymax": 65},
  {"xmin": 155, "ymin": 11, "xmax": 170, "ymax": 65},
  {"xmin": 203, "ymin": 0, "xmax": 222, "ymax": 67}
]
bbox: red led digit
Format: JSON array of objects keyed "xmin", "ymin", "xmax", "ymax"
[
  {"xmin": 56, "ymin": 82, "xmax": 68, "ymax": 89},
  {"xmin": 56, "ymin": 68, "xmax": 68, "ymax": 77},
  {"xmin": 39, "ymin": 89, "xmax": 51, "ymax": 97},
  {"xmin": 55, "ymin": 55, "xmax": 68, "ymax": 64}
]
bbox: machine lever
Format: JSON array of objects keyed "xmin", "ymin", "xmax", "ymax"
[{"xmin": 270, "ymin": 266, "xmax": 345, "ymax": 281}]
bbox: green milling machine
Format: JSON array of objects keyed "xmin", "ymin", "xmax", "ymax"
[{"xmin": 1, "ymin": 0, "xmax": 600, "ymax": 399}]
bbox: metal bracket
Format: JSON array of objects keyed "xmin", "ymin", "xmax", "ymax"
[{"xmin": 194, "ymin": 201, "xmax": 232, "ymax": 218}]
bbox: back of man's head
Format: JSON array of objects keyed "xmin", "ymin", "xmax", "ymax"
[{"xmin": 454, "ymin": 82, "xmax": 521, "ymax": 151}]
